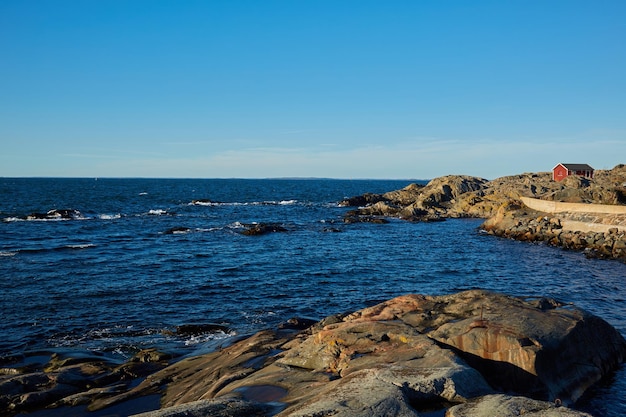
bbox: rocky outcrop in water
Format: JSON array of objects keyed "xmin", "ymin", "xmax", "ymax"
[
  {"xmin": 23, "ymin": 209, "xmax": 82, "ymax": 220},
  {"xmin": 5, "ymin": 290, "xmax": 618, "ymax": 416},
  {"xmin": 240, "ymin": 223, "xmax": 288, "ymax": 236}
]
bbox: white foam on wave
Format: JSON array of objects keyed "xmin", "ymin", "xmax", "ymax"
[
  {"xmin": 98, "ymin": 214, "xmax": 122, "ymax": 220},
  {"xmin": 192, "ymin": 201, "xmax": 259, "ymax": 206},
  {"xmin": 183, "ymin": 330, "xmax": 236, "ymax": 346},
  {"xmin": 197, "ymin": 227, "xmax": 222, "ymax": 232},
  {"xmin": 19, "ymin": 210, "xmax": 88, "ymax": 221},
  {"xmin": 250, "ymin": 200, "xmax": 298, "ymax": 206},
  {"xmin": 207, "ymin": 202, "xmax": 245, "ymax": 206},
  {"xmin": 2, "ymin": 217, "xmax": 23, "ymax": 222},
  {"xmin": 66, "ymin": 244, "xmax": 96, "ymax": 250},
  {"xmin": 25, "ymin": 216, "xmax": 70, "ymax": 222},
  {"xmin": 188, "ymin": 199, "xmax": 222, "ymax": 206},
  {"xmin": 228, "ymin": 221, "xmax": 246, "ymax": 229},
  {"xmin": 191, "ymin": 200, "xmax": 298, "ymax": 207},
  {"xmin": 0, "ymin": 251, "xmax": 17, "ymax": 257},
  {"xmin": 148, "ymin": 209, "xmax": 167, "ymax": 215}
]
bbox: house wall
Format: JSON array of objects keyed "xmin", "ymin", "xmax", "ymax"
[
  {"xmin": 573, "ymin": 169, "xmax": 594, "ymax": 179},
  {"xmin": 553, "ymin": 165, "xmax": 568, "ymax": 181}
]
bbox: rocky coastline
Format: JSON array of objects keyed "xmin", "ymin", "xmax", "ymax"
[
  {"xmin": 3, "ymin": 167, "xmax": 626, "ymax": 416},
  {"xmin": 341, "ymin": 164, "xmax": 626, "ymax": 262},
  {"xmin": 2, "ymin": 290, "xmax": 625, "ymax": 417}
]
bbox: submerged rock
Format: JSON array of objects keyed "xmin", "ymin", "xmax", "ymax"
[
  {"xmin": 175, "ymin": 323, "xmax": 231, "ymax": 336},
  {"xmin": 163, "ymin": 227, "xmax": 191, "ymax": 235},
  {"xmin": 25, "ymin": 209, "xmax": 82, "ymax": 220},
  {"xmin": 241, "ymin": 223, "xmax": 288, "ymax": 236}
]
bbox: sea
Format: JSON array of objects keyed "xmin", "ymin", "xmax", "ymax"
[{"xmin": 1, "ymin": 177, "xmax": 625, "ymax": 416}]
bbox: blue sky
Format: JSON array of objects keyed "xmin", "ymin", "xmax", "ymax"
[{"xmin": 1, "ymin": 1, "xmax": 625, "ymax": 179}]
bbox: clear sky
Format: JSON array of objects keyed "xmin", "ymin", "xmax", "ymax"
[{"xmin": 1, "ymin": 1, "xmax": 625, "ymax": 179}]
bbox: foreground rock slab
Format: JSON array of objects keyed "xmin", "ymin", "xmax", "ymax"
[
  {"xmin": 124, "ymin": 291, "xmax": 625, "ymax": 417},
  {"xmin": 446, "ymin": 394, "xmax": 593, "ymax": 417},
  {"xmin": 3, "ymin": 290, "xmax": 624, "ymax": 416},
  {"xmin": 132, "ymin": 398, "xmax": 271, "ymax": 417},
  {"xmin": 425, "ymin": 291, "xmax": 626, "ymax": 405}
]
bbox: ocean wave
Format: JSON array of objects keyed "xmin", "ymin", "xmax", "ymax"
[
  {"xmin": 188, "ymin": 199, "xmax": 299, "ymax": 207},
  {"xmin": 189, "ymin": 201, "xmax": 246, "ymax": 207},
  {"xmin": 27, "ymin": 209, "xmax": 84, "ymax": 221},
  {"xmin": 189, "ymin": 199, "xmax": 219, "ymax": 206},
  {"xmin": 5, "ymin": 213, "xmax": 123, "ymax": 222},
  {"xmin": 98, "ymin": 214, "xmax": 122, "ymax": 220},
  {"xmin": 3, "ymin": 209, "xmax": 87, "ymax": 222},
  {"xmin": 162, "ymin": 226, "xmax": 225, "ymax": 235},
  {"xmin": 197, "ymin": 227, "xmax": 221, "ymax": 232},
  {"xmin": 0, "ymin": 251, "xmax": 17, "ymax": 257},
  {"xmin": 253, "ymin": 200, "xmax": 298, "ymax": 206},
  {"xmin": 183, "ymin": 330, "xmax": 236, "ymax": 346},
  {"xmin": 47, "ymin": 325, "xmax": 165, "ymax": 355},
  {"xmin": 25, "ymin": 217, "xmax": 74, "ymax": 222},
  {"xmin": 2, "ymin": 217, "xmax": 23, "ymax": 222},
  {"xmin": 147, "ymin": 209, "xmax": 168, "ymax": 215},
  {"xmin": 65, "ymin": 244, "xmax": 97, "ymax": 250},
  {"xmin": 278, "ymin": 199, "xmax": 297, "ymax": 205},
  {"xmin": 163, "ymin": 227, "xmax": 191, "ymax": 235},
  {"xmin": 46, "ymin": 325, "xmax": 236, "ymax": 356},
  {"xmin": 16, "ymin": 244, "xmax": 96, "ymax": 255},
  {"xmin": 228, "ymin": 221, "xmax": 246, "ymax": 229}
]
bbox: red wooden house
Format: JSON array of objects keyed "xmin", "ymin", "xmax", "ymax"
[{"xmin": 552, "ymin": 163, "xmax": 594, "ymax": 182}]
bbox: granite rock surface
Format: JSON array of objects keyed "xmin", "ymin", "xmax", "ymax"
[{"xmin": 110, "ymin": 291, "xmax": 626, "ymax": 416}]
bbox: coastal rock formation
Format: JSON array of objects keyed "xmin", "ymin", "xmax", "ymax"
[
  {"xmin": 343, "ymin": 165, "xmax": 626, "ymax": 221},
  {"xmin": 482, "ymin": 211, "xmax": 626, "ymax": 259},
  {"xmin": 341, "ymin": 164, "xmax": 626, "ymax": 261},
  {"xmin": 6, "ymin": 291, "xmax": 620, "ymax": 416},
  {"xmin": 0, "ymin": 349, "xmax": 172, "ymax": 415},
  {"xmin": 133, "ymin": 398, "xmax": 272, "ymax": 417},
  {"xmin": 341, "ymin": 176, "xmax": 489, "ymax": 221},
  {"xmin": 426, "ymin": 291, "xmax": 625, "ymax": 404},
  {"xmin": 130, "ymin": 290, "xmax": 623, "ymax": 416}
]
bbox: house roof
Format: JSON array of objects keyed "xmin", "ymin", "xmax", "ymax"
[{"xmin": 553, "ymin": 163, "xmax": 594, "ymax": 171}]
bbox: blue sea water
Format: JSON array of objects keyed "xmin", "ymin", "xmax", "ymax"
[{"xmin": 1, "ymin": 177, "xmax": 625, "ymax": 416}]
